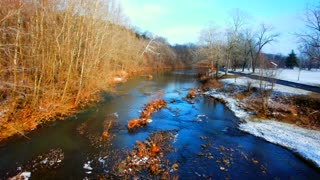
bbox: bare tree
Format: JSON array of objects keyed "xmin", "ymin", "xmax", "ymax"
[
  {"xmin": 198, "ymin": 25, "xmax": 225, "ymax": 78},
  {"xmin": 224, "ymin": 9, "xmax": 249, "ymax": 75},
  {"xmin": 240, "ymin": 30, "xmax": 255, "ymax": 72},
  {"xmin": 299, "ymin": 43, "xmax": 320, "ymax": 70},
  {"xmin": 251, "ymin": 24, "xmax": 279, "ymax": 73},
  {"xmin": 298, "ymin": 4, "xmax": 320, "ymax": 64}
]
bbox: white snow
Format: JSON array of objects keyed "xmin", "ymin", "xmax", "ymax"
[
  {"xmin": 277, "ymin": 68, "xmax": 320, "ymax": 86},
  {"xmin": 205, "ymin": 88, "xmax": 320, "ymax": 167},
  {"xmin": 20, "ymin": 172, "xmax": 31, "ymax": 180},
  {"xmin": 239, "ymin": 120, "xmax": 320, "ymax": 167},
  {"xmin": 222, "ymin": 76, "xmax": 311, "ymax": 95},
  {"xmin": 233, "ymin": 68, "xmax": 320, "ymax": 87},
  {"xmin": 83, "ymin": 161, "xmax": 93, "ymax": 171}
]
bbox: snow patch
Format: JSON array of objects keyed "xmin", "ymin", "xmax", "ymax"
[
  {"xmin": 20, "ymin": 172, "xmax": 31, "ymax": 180},
  {"xmin": 83, "ymin": 161, "xmax": 93, "ymax": 171},
  {"xmin": 239, "ymin": 120, "xmax": 320, "ymax": 167}
]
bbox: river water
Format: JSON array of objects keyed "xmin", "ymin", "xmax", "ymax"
[{"xmin": 0, "ymin": 70, "xmax": 319, "ymax": 179}]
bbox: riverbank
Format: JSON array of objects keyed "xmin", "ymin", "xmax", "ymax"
[
  {"xmin": 204, "ymin": 76, "xmax": 320, "ymax": 167},
  {"xmin": 0, "ymin": 0, "xmax": 190, "ymax": 143},
  {"xmin": 0, "ymin": 67, "xmax": 172, "ymax": 142}
]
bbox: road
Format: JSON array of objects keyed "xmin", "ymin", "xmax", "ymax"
[{"xmin": 228, "ymin": 71, "xmax": 320, "ymax": 93}]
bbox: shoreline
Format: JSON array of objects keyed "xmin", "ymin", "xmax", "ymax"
[
  {"xmin": 204, "ymin": 86, "xmax": 320, "ymax": 168},
  {"xmin": 0, "ymin": 67, "xmax": 176, "ymax": 142}
]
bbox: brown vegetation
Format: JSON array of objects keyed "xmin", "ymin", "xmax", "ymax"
[
  {"xmin": 186, "ymin": 89, "xmax": 197, "ymax": 99},
  {"xmin": 127, "ymin": 99, "xmax": 167, "ymax": 130},
  {"xmin": 213, "ymin": 78, "xmax": 320, "ymax": 130},
  {"xmin": 276, "ymin": 95, "xmax": 320, "ymax": 129},
  {"xmin": 201, "ymin": 79, "xmax": 222, "ymax": 91},
  {"xmin": 140, "ymin": 99, "xmax": 167, "ymax": 119},
  {"xmin": 127, "ymin": 118, "xmax": 147, "ymax": 130},
  {"xmin": 0, "ymin": 0, "xmax": 182, "ymax": 141},
  {"xmin": 195, "ymin": 67, "xmax": 223, "ymax": 93},
  {"xmin": 195, "ymin": 71, "xmax": 211, "ymax": 83},
  {"xmin": 116, "ymin": 130, "xmax": 177, "ymax": 178},
  {"xmin": 240, "ymin": 94, "xmax": 320, "ymax": 129},
  {"xmin": 102, "ymin": 120, "xmax": 113, "ymax": 139}
]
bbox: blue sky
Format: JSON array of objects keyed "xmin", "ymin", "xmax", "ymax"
[{"xmin": 121, "ymin": 0, "xmax": 319, "ymax": 55}]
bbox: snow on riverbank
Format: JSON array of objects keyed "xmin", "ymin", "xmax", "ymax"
[
  {"xmin": 239, "ymin": 120, "xmax": 320, "ymax": 167},
  {"xmin": 204, "ymin": 89, "xmax": 248, "ymax": 120},
  {"xmin": 205, "ymin": 79, "xmax": 320, "ymax": 167}
]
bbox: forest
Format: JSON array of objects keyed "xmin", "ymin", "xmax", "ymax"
[{"xmin": 0, "ymin": 0, "xmax": 190, "ymax": 140}]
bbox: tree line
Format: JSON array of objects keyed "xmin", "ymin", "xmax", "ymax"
[
  {"xmin": 187, "ymin": 6, "xmax": 320, "ymax": 75},
  {"xmin": 0, "ymin": 0, "xmax": 185, "ymax": 139},
  {"xmin": 297, "ymin": 3, "xmax": 320, "ymax": 70}
]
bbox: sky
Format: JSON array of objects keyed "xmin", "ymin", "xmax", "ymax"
[{"xmin": 120, "ymin": 0, "xmax": 319, "ymax": 55}]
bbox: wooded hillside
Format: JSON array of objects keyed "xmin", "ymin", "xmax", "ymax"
[{"xmin": 0, "ymin": 0, "xmax": 183, "ymax": 140}]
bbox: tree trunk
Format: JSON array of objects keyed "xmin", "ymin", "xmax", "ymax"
[
  {"xmin": 11, "ymin": 8, "xmax": 22, "ymax": 113},
  {"xmin": 215, "ymin": 60, "xmax": 219, "ymax": 78},
  {"xmin": 242, "ymin": 59, "xmax": 247, "ymax": 72},
  {"xmin": 225, "ymin": 55, "xmax": 230, "ymax": 75}
]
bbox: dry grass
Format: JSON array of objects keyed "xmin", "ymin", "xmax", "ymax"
[
  {"xmin": 240, "ymin": 93, "xmax": 320, "ymax": 130},
  {"xmin": 201, "ymin": 79, "xmax": 222, "ymax": 91},
  {"xmin": 206, "ymin": 79, "xmax": 222, "ymax": 88},
  {"xmin": 219, "ymin": 74, "xmax": 239, "ymax": 79}
]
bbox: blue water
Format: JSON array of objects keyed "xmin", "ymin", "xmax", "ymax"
[{"xmin": 0, "ymin": 70, "xmax": 319, "ymax": 179}]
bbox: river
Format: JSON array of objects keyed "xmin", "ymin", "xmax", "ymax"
[{"xmin": 0, "ymin": 70, "xmax": 319, "ymax": 179}]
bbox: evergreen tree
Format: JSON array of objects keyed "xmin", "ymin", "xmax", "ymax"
[{"xmin": 285, "ymin": 50, "xmax": 299, "ymax": 69}]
